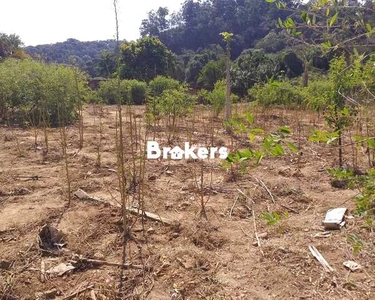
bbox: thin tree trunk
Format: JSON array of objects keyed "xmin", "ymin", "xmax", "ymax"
[
  {"xmin": 225, "ymin": 53, "xmax": 231, "ymax": 121},
  {"xmin": 302, "ymin": 65, "xmax": 308, "ymax": 87}
]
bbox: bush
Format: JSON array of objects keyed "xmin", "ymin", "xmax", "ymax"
[
  {"xmin": 197, "ymin": 58, "xmax": 226, "ymax": 90},
  {"xmin": 0, "ymin": 58, "xmax": 88, "ymax": 126},
  {"xmin": 146, "ymin": 85, "xmax": 195, "ymax": 123},
  {"xmin": 157, "ymin": 88, "xmax": 195, "ymax": 118},
  {"xmin": 301, "ymin": 78, "xmax": 332, "ymax": 112},
  {"xmin": 231, "ymin": 50, "xmax": 279, "ymax": 97},
  {"xmin": 97, "ymin": 79, "xmax": 130, "ymax": 105},
  {"xmin": 148, "ymin": 75, "xmax": 180, "ymax": 97},
  {"xmin": 248, "ymin": 80, "xmax": 303, "ymax": 108},
  {"xmin": 128, "ymin": 80, "xmax": 147, "ymax": 105},
  {"xmin": 200, "ymin": 80, "xmax": 239, "ymax": 117},
  {"xmin": 97, "ymin": 79, "xmax": 147, "ymax": 105},
  {"xmin": 278, "ymin": 50, "xmax": 304, "ymax": 78},
  {"xmin": 255, "ymin": 31, "xmax": 286, "ymax": 53}
]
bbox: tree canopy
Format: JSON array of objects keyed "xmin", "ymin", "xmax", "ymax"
[
  {"xmin": 0, "ymin": 33, "xmax": 23, "ymax": 59},
  {"xmin": 119, "ymin": 37, "xmax": 177, "ymax": 82}
]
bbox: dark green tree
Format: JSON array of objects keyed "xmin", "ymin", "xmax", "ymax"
[
  {"xmin": 197, "ymin": 58, "xmax": 226, "ymax": 90},
  {"xmin": 231, "ymin": 49, "xmax": 279, "ymax": 97},
  {"xmin": 140, "ymin": 7, "xmax": 170, "ymax": 37},
  {"xmin": 0, "ymin": 33, "xmax": 23, "ymax": 59},
  {"xmin": 119, "ymin": 37, "xmax": 177, "ymax": 82},
  {"xmin": 96, "ymin": 50, "xmax": 117, "ymax": 78}
]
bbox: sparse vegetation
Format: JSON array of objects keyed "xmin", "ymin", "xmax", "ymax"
[{"xmin": 2, "ymin": 0, "xmax": 375, "ymax": 298}]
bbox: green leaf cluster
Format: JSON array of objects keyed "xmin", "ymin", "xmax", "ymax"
[{"xmin": 0, "ymin": 58, "xmax": 89, "ymax": 126}]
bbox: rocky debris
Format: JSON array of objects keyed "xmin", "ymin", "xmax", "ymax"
[
  {"xmin": 38, "ymin": 224, "xmax": 66, "ymax": 252},
  {"xmin": 343, "ymin": 260, "xmax": 362, "ymax": 272},
  {"xmin": 0, "ymin": 260, "xmax": 13, "ymax": 270},
  {"xmin": 323, "ymin": 207, "xmax": 348, "ymax": 230},
  {"xmin": 46, "ymin": 262, "xmax": 75, "ymax": 276}
]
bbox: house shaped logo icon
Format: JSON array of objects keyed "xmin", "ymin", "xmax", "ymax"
[{"xmin": 170, "ymin": 146, "xmax": 184, "ymax": 160}]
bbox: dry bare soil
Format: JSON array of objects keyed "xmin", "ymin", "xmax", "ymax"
[{"xmin": 0, "ymin": 105, "xmax": 374, "ymax": 300}]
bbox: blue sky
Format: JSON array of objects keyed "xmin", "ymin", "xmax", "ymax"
[{"xmin": 0, "ymin": 0, "xmax": 185, "ymax": 46}]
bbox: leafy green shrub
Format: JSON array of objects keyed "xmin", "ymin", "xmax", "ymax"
[
  {"xmin": 97, "ymin": 79, "xmax": 131, "ymax": 105},
  {"xmin": 147, "ymin": 84, "xmax": 194, "ymax": 119},
  {"xmin": 157, "ymin": 87, "xmax": 195, "ymax": 119},
  {"xmin": 128, "ymin": 80, "xmax": 147, "ymax": 105},
  {"xmin": 148, "ymin": 75, "xmax": 180, "ymax": 97},
  {"xmin": 248, "ymin": 80, "xmax": 303, "ymax": 108},
  {"xmin": 222, "ymin": 114, "xmax": 297, "ymax": 180},
  {"xmin": 329, "ymin": 168, "xmax": 375, "ymax": 224},
  {"xmin": 97, "ymin": 79, "xmax": 147, "ymax": 105},
  {"xmin": 231, "ymin": 49, "xmax": 278, "ymax": 97},
  {"xmin": 146, "ymin": 76, "xmax": 183, "ymax": 120},
  {"xmin": 200, "ymin": 80, "xmax": 239, "ymax": 117},
  {"xmin": 260, "ymin": 212, "xmax": 281, "ymax": 226},
  {"xmin": 255, "ymin": 31, "xmax": 286, "ymax": 53},
  {"xmin": 301, "ymin": 78, "xmax": 332, "ymax": 112},
  {"xmin": 197, "ymin": 58, "xmax": 225, "ymax": 90},
  {"xmin": 0, "ymin": 58, "xmax": 88, "ymax": 126}
]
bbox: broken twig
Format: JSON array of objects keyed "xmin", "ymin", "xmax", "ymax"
[
  {"xmin": 255, "ymin": 177, "xmax": 275, "ymax": 204},
  {"xmin": 309, "ymin": 245, "xmax": 334, "ymax": 273},
  {"xmin": 62, "ymin": 284, "xmax": 94, "ymax": 300}
]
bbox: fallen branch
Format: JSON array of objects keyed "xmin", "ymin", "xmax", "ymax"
[
  {"xmin": 78, "ymin": 258, "xmax": 152, "ymax": 271},
  {"xmin": 236, "ymin": 188, "xmax": 255, "ymax": 204},
  {"xmin": 229, "ymin": 196, "xmax": 239, "ymax": 220},
  {"xmin": 236, "ymin": 189, "xmax": 263, "ymax": 256},
  {"xmin": 252, "ymin": 209, "xmax": 264, "ymax": 257},
  {"xmin": 40, "ymin": 260, "xmax": 46, "ymax": 283},
  {"xmin": 309, "ymin": 245, "xmax": 334, "ymax": 273},
  {"xmin": 74, "ymin": 189, "xmax": 102, "ymax": 202},
  {"xmin": 254, "ymin": 178, "xmax": 275, "ymax": 204},
  {"xmin": 126, "ymin": 207, "xmax": 173, "ymax": 226},
  {"xmin": 74, "ymin": 189, "xmax": 173, "ymax": 225},
  {"xmin": 13, "ymin": 175, "xmax": 47, "ymax": 181},
  {"xmin": 62, "ymin": 284, "xmax": 94, "ymax": 300},
  {"xmin": 279, "ymin": 203, "xmax": 299, "ymax": 214}
]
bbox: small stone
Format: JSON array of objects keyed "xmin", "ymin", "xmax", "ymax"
[
  {"xmin": 0, "ymin": 260, "xmax": 12, "ymax": 270},
  {"xmin": 166, "ymin": 170, "xmax": 173, "ymax": 176},
  {"xmin": 179, "ymin": 202, "xmax": 190, "ymax": 209},
  {"xmin": 343, "ymin": 260, "xmax": 362, "ymax": 272},
  {"xmin": 18, "ymin": 188, "xmax": 30, "ymax": 195},
  {"xmin": 171, "ymin": 232, "xmax": 179, "ymax": 238},
  {"xmin": 148, "ymin": 174, "xmax": 157, "ymax": 181},
  {"xmin": 165, "ymin": 202, "xmax": 173, "ymax": 210},
  {"xmin": 93, "ymin": 252, "xmax": 105, "ymax": 260},
  {"xmin": 258, "ymin": 232, "xmax": 268, "ymax": 239}
]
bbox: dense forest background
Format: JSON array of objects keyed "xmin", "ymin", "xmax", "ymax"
[
  {"xmin": 3, "ymin": 0, "xmax": 375, "ymax": 98},
  {"xmin": 23, "ymin": 0, "xmax": 298, "ymax": 81}
]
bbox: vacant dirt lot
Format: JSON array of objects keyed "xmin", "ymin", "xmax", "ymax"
[{"xmin": 0, "ymin": 105, "xmax": 374, "ymax": 299}]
